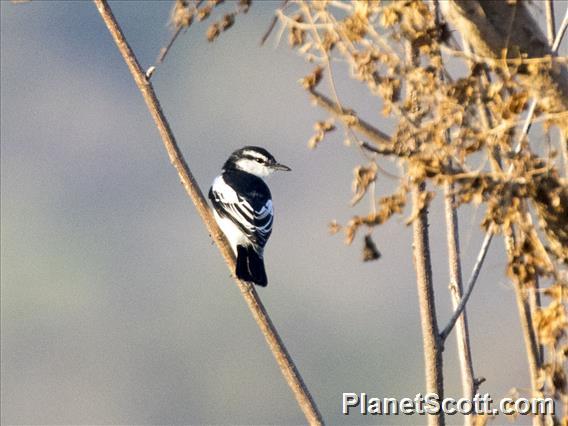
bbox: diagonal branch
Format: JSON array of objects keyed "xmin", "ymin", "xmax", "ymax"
[
  {"xmin": 92, "ymin": 1, "xmax": 323, "ymax": 424},
  {"xmin": 552, "ymin": 7, "xmax": 568, "ymax": 53},
  {"xmin": 307, "ymin": 89, "xmax": 392, "ymax": 147},
  {"xmin": 260, "ymin": 0, "xmax": 289, "ymax": 45},
  {"xmin": 156, "ymin": 25, "xmax": 184, "ymax": 67},
  {"xmin": 440, "ymin": 229, "xmax": 493, "ymax": 341}
]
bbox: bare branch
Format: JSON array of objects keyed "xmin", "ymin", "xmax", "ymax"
[
  {"xmin": 307, "ymin": 89, "xmax": 391, "ymax": 147},
  {"xmin": 260, "ymin": 0, "xmax": 289, "ymax": 45},
  {"xmin": 552, "ymin": 7, "xmax": 568, "ymax": 53},
  {"xmin": 359, "ymin": 141, "xmax": 396, "ymax": 156},
  {"xmin": 156, "ymin": 25, "xmax": 184, "ymax": 67},
  {"xmin": 92, "ymin": 1, "xmax": 323, "ymax": 424},
  {"xmin": 440, "ymin": 229, "xmax": 493, "ymax": 341},
  {"xmin": 516, "ymin": 17, "xmax": 567, "ymax": 144},
  {"xmin": 561, "ymin": 132, "xmax": 568, "ymax": 176},
  {"xmin": 516, "ymin": 99, "xmax": 538, "ymax": 150},
  {"xmin": 504, "ymin": 232, "xmax": 545, "ymax": 426},
  {"xmin": 444, "ymin": 181, "xmax": 475, "ymax": 417},
  {"xmin": 412, "ymin": 183, "xmax": 445, "ymax": 426},
  {"xmin": 545, "ymin": 0, "xmax": 556, "ymax": 46},
  {"xmin": 405, "ymin": 39, "xmax": 444, "ymax": 426},
  {"xmin": 440, "ymin": 45, "xmax": 568, "ymax": 66}
]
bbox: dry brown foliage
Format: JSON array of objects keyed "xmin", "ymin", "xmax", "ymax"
[
  {"xmin": 272, "ymin": 0, "xmax": 567, "ymax": 422},
  {"xmin": 156, "ymin": 0, "xmax": 567, "ymax": 423},
  {"xmin": 169, "ymin": 0, "xmax": 250, "ymax": 42}
]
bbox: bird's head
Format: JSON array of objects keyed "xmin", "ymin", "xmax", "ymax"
[{"xmin": 223, "ymin": 146, "xmax": 291, "ymax": 178}]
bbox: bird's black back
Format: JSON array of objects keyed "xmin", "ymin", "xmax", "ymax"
[
  {"xmin": 208, "ymin": 169, "xmax": 273, "ymax": 248},
  {"xmin": 222, "ymin": 169, "xmax": 272, "ymax": 209}
]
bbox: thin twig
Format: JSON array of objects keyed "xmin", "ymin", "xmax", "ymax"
[
  {"xmin": 92, "ymin": 2, "xmax": 323, "ymax": 424},
  {"xmin": 156, "ymin": 25, "xmax": 184, "ymax": 66},
  {"xmin": 301, "ymin": 3, "xmax": 342, "ymax": 109},
  {"xmin": 301, "ymin": 3, "xmax": 362, "ymax": 156},
  {"xmin": 440, "ymin": 229, "xmax": 494, "ymax": 341},
  {"xmin": 545, "ymin": 0, "xmax": 556, "ymax": 47},
  {"xmin": 359, "ymin": 141, "xmax": 395, "ymax": 155},
  {"xmin": 309, "ymin": 91, "xmax": 404, "ymax": 167},
  {"xmin": 444, "ymin": 182, "xmax": 475, "ymax": 420},
  {"xmin": 276, "ymin": 9, "xmax": 336, "ymax": 31},
  {"xmin": 260, "ymin": 0, "xmax": 289, "ymax": 45},
  {"xmin": 522, "ymin": 208, "xmax": 546, "ymax": 367},
  {"xmin": 307, "ymin": 89, "xmax": 391, "ymax": 145},
  {"xmin": 440, "ymin": 45, "xmax": 568, "ymax": 67},
  {"xmin": 552, "ymin": 7, "xmax": 568, "ymax": 52},
  {"xmin": 260, "ymin": 15, "xmax": 279, "ymax": 46},
  {"xmin": 561, "ymin": 132, "xmax": 568, "ymax": 176},
  {"xmin": 517, "ymin": 99, "xmax": 538, "ymax": 149},
  {"xmin": 148, "ymin": 0, "xmax": 201, "ymax": 78},
  {"xmin": 484, "ymin": 110, "xmax": 568, "ymax": 137},
  {"xmin": 503, "ymin": 1, "xmax": 519, "ymax": 74}
]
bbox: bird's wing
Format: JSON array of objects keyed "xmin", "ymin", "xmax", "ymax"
[{"xmin": 209, "ymin": 176, "xmax": 273, "ymax": 248}]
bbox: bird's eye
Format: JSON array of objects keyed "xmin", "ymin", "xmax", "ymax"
[{"xmin": 255, "ymin": 158, "xmax": 263, "ymax": 163}]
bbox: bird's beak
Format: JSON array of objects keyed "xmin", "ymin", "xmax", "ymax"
[{"xmin": 272, "ymin": 162, "xmax": 291, "ymax": 171}]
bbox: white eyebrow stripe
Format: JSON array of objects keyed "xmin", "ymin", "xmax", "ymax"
[{"xmin": 243, "ymin": 150, "xmax": 267, "ymax": 160}]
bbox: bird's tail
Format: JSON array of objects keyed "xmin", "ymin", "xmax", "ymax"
[{"xmin": 236, "ymin": 245, "xmax": 268, "ymax": 287}]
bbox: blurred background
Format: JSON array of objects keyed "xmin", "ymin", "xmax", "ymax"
[{"xmin": 1, "ymin": 1, "xmax": 564, "ymax": 424}]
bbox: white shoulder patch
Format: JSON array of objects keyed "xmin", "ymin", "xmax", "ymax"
[{"xmin": 212, "ymin": 175, "xmax": 239, "ymax": 203}]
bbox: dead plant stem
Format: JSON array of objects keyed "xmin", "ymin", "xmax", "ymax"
[{"xmin": 92, "ymin": 1, "xmax": 323, "ymax": 424}]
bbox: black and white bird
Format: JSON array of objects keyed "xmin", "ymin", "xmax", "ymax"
[{"xmin": 208, "ymin": 146, "xmax": 291, "ymax": 287}]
